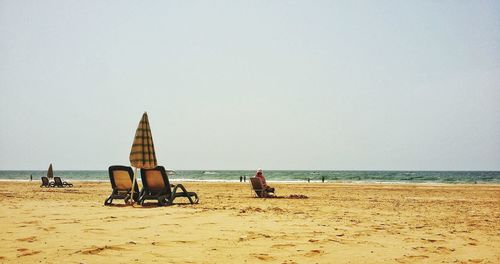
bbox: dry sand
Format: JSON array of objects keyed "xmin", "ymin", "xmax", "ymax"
[{"xmin": 0, "ymin": 181, "xmax": 498, "ymax": 263}]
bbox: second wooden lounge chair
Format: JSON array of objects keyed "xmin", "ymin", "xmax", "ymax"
[
  {"xmin": 53, "ymin": 176, "xmax": 73, "ymax": 187},
  {"xmin": 138, "ymin": 166, "xmax": 199, "ymax": 206},
  {"xmin": 104, "ymin": 165, "xmax": 140, "ymax": 205}
]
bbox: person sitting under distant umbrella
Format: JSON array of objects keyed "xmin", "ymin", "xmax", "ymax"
[{"xmin": 255, "ymin": 168, "xmax": 274, "ymax": 193}]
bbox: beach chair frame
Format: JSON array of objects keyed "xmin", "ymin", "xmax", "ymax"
[
  {"xmin": 250, "ymin": 177, "xmax": 275, "ymax": 198},
  {"xmin": 53, "ymin": 176, "xmax": 73, "ymax": 188},
  {"xmin": 138, "ymin": 166, "xmax": 199, "ymax": 206},
  {"xmin": 40, "ymin": 176, "xmax": 54, "ymax": 187},
  {"xmin": 104, "ymin": 165, "xmax": 140, "ymax": 205}
]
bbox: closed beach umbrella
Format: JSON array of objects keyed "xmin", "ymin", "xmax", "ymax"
[
  {"xmin": 47, "ymin": 163, "xmax": 54, "ymax": 179},
  {"xmin": 129, "ymin": 112, "xmax": 157, "ymax": 203}
]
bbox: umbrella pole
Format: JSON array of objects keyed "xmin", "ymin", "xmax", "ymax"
[{"xmin": 131, "ymin": 167, "xmax": 138, "ymax": 205}]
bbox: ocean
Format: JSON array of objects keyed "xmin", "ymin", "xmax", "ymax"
[{"xmin": 1, "ymin": 170, "xmax": 499, "ymax": 184}]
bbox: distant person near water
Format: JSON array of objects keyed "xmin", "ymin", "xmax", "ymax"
[
  {"xmin": 255, "ymin": 169, "xmax": 274, "ymax": 193},
  {"xmin": 322, "ymin": 176, "xmax": 325, "ymax": 183},
  {"xmin": 30, "ymin": 174, "xmax": 32, "ymax": 181},
  {"xmin": 244, "ymin": 175, "xmax": 246, "ymax": 182},
  {"xmin": 239, "ymin": 176, "xmax": 243, "ymax": 182}
]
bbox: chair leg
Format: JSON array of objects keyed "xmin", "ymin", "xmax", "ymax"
[
  {"xmin": 191, "ymin": 193, "xmax": 199, "ymax": 204},
  {"xmin": 138, "ymin": 194, "xmax": 145, "ymax": 205},
  {"xmin": 132, "ymin": 190, "xmax": 141, "ymax": 203},
  {"xmin": 172, "ymin": 184, "xmax": 198, "ymax": 204},
  {"xmin": 158, "ymin": 195, "xmax": 169, "ymax": 206},
  {"xmin": 104, "ymin": 196, "xmax": 113, "ymax": 206}
]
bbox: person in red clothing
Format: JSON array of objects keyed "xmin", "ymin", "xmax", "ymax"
[{"xmin": 255, "ymin": 168, "xmax": 275, "ymax": 193}]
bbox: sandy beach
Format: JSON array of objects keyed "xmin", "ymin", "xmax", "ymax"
[{"xmin": 0, "ymin": 181, "xmax": 498, "ymax": 263}]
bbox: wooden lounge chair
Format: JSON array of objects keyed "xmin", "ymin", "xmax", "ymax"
[
  {"xmin": 138, "ymin": 166, "xmax": 199, "ymax": 206},
  {"xmin": 40, "ymin": 176, "xmax": 54, "ymax": 187},
  {"xmin": 104, "ymin": 165, "xmax": 140, "ymax": 205},
  {"xmin": 250, "ymin": 177, "xmax": 275, "ymax": 198},
  {"xmin": 53, "ymin": 176, "xmax": 73, "ymax": 187}
]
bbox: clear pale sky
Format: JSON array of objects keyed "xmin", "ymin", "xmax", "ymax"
[{"xmin": 1, "ymin": 1, "xmax": 499, "ymax": 170}]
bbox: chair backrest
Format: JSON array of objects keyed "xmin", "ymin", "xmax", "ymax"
[
  {"xmin": 141, "ymin": 166, "xmax": 171, "ymax": 194},
  {"xmin": 250, "ymin": 177, "xmax": 264, "ymax": 191},
  {"xmin": 108, "ymin": 165, "xmax": 134, "ymax": 191},
  {"xmin": 41, "ymin": 176, "xmax": 49, "ymax": 185},
  {"xmin": 250, "ymin": 177, "xmax": 267, "ymax": 198},
  {"xmin": 54, "ymin": 176, "xmax": 63, "ymax": 186}
]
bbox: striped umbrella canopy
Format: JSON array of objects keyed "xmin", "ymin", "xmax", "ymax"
[
  {"xmin": 129, "ymin": 112, "xmax": 157, "ymax": 204},
  {"xmin": 47, "ymin": 163, "xmax": 54, "ymax": 179},
  {"xmin": 129, "ymin": 112, "xmax": 157, "ymax": 169}
]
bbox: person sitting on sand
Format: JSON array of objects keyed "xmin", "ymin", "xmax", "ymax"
[{"xmin": 255, "ymin": 168, "xmax": 275, "ymax": 193}]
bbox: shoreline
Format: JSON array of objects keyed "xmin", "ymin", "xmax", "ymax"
[{"xmin": 1, "ymin": 178, "xmax": 499, "ymax": 186}]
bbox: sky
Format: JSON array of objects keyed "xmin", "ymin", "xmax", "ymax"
[{"xmin": 0, "ymin": 0, "xmax": 499, "ymax": 170}]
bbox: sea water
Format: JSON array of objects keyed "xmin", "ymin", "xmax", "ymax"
[{"xmin": 1, "ymin": 170, "xmax": 499, "ymax": 184}]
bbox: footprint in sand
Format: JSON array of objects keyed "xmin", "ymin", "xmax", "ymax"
[
  {"xmin": 395, "ymin": 255, "xmax": 429, "ymax": 263},
  {"xmin": 411, "ymin": 246, "xmax": 427, "ymax": 250},
  {"xmin": 16, "ymin": 236, "xmax": 37, "ymax": 242},
  {"xmin": 160, "ymin": 223, "xmax": 180, "ymax": 226},
  {"xmin": 77, "ymin": 245, "xmax": 124, "ymax": 255},
  {"xmin": 59, "ymin": 220, "xmax": 80, "ymax": 224},
  {"xmin": 413, "ymin": 246, "xmax": 454, "ymax": 254},
  {"xmin": 150, "ymin": 252, "xmax": 166, "ymax": 258},
  {"xmin": 271, "ymin": 243, "xmax": 296, "ymax": 249},
  {"xmin": 20, "ymin": 220, "xmax": 41, "ymax": 225},
  {"xmin": 251, "ymin": 253, "xmax": 275, "ymax": 261},
  {"xmin": 420, "ymin": 238, "xmax": 444, "ymax": 243},
  {"xmin": 83, "ymin": 228, "xmax": 107, "ymax": 234},
  {"xmin": 433, "ymin": 246, "xmax": 455, "ymax": 254},
  {"xmin": 39, "ymin": 226, "xmax": 56, "ymax": 231},
  {"xmin": 16, "ymin": 248, "xmax": 41, "ymax": 257},
  {"xmin": 125, "ymin": 226, "xmax": 148, "ymax": 230},
  {"xmin": 304, "ymin": 249, "xmax": 324, "ymax": 257},
  {"xmin": 467, "ymin": 237, "xmax": 479, "ymax": 246},
  {"xmin": 327, "ymin": 238, "xmax": 345, "ymax": 244},
  {"xmin": 172, "ymin": 240, "xmax": 194, "ymax": 244},
  {"xmin": 403, "ymin": 237, "xmax": 415, "ymax": 243}
]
